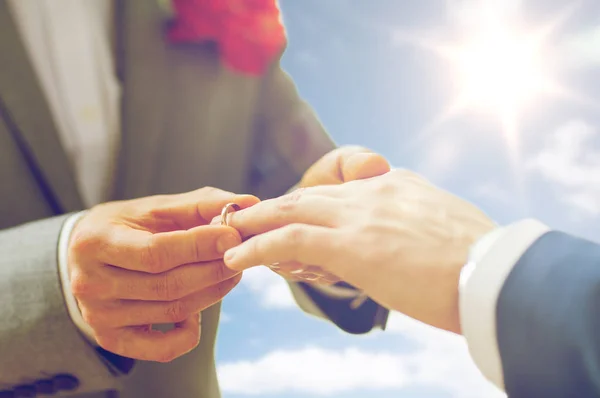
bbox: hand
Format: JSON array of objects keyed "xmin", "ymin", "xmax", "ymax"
[
  {"xmin": 68, "ymin": 187, "xmax": 259, "ymax": 362},
  {"xmin": 298, "ymin": 145, "xmax": 391, "ymax": 188},
  {"xmin": 222, "ymin": 170, "xmax": 495, "ymax": 333},
  {"xmin": 266, "ymin": 146, "xmax": 391, "ymax": 284}
]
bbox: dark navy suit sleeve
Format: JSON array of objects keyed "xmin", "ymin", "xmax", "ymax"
[
  {"xmin": 496, "ymin": 231, "xmax": 600, "ymax": 398},
  {"xmin": 296, "ymin": 282, "xmax": 389, "ymax": 334}
]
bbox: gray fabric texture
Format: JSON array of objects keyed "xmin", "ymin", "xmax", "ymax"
[{"xmin": 0, "ymin": 0, "xmax": 387, "ymax": 396}]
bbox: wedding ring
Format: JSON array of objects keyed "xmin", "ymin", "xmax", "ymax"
[
  {"xmin": 268, "ymin": 263, "xmax": 281, "ymax": 270},
  {"xmin": 300, "ymin": 273, "xmax": 322, "ymax": 282},
  {"xmin": 290, "ymin": 268, "xmax": 306, "ymax": 275},
  {"xmin": 220, "ymin": 203, "xmax": 241, "ymax": 226}
]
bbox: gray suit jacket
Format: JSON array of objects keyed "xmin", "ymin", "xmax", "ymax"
[
  {"xmin": 0, "ymin": 1, "xmax": 388, "ymax": 397},
  {"xmin": 496, "ymin": 231, "xmax": 600, "ymax": 397}
]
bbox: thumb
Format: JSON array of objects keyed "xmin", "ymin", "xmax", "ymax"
[
  {"xmin": 154, "ymin": 188, "xmax": 260, "ymax": 229},
  {"xmin": 342, "ymin": 152, "xmax": 391, "ymax": 182}
]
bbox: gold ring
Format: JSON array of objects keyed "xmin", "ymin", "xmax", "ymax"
[
  {"xmin": 220, "ymin": 203, "xmax": 241, "ymax": 226},
  {"xmin": 290, "ymin": 268, "xmax": 306, "ymax": 275},
  {"xmin": 268, "ymin": 263, "xmax": 281, "ymax": 270},
  {"xmin": 301, "ymin": 273, "xmax": 322, "ymax": 282}
]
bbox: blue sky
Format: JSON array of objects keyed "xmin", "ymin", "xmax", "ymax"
[{"xmin": 216, "ymin": 1, "xmax": 600, "ymax": 397}]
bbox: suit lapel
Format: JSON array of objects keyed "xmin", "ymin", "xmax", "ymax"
[
  {"xmin": 0, "ymin": 1, "xmax": 83, "ymax": 213},
  {"xmin": 111, "ymin": 0, "xmax": 169, "ymax": 200}
]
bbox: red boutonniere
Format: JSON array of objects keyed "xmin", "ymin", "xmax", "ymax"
[{"xmin": 167, "ymin": 0, "xmax": 287, "ymax": 75}]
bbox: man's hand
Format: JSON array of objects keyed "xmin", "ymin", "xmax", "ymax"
[
  {"xmin": 68, "ymin": 187, "xmax": 259, "ymax": 362},
  {"xmin": 298, "ymin": 145, "xmax": 391, "ymax": 188},
  {"xmin": 222, "ymin": 170, "xmax": 495, "ymax": 333},
  {"xmin": 264, "ymin": 146, "xmax": 390, "ymax": 284}
]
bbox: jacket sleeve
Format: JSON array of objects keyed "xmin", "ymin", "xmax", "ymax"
[
  {"xmin": 0, "ymin": 215, "xmax": 128, "ymax": 395},
  {"xmin": 248, "ymin": 62, "xmax": 389, "ymax": 334},
  {"xmin": 460, "ymin": 219, "xmax": 600, "ymax": 397},
  {"xmin": 497, "ymin": 230, "xmax": 600, "ymax": 397}
]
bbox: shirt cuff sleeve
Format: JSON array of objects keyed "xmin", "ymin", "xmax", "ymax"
[
  {"xmin": 58, "ymin": 211, "xmax": 97, "ymax": 344},
  {"xmin": 459, "ymin": 219, "xmax": 550, "ymax": 390}
]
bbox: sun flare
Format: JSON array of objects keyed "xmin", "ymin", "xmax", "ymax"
[{"xmin": 453, "ymin": 28, "xmax": 547, "ymax": 116}]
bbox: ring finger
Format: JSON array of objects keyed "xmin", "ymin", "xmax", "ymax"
[{"xmin": 225, "ymin": 193, "xmax": 343, "ymax": 239}]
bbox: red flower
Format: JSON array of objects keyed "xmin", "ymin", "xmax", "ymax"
[{"xmin": 168, "ymin": 0, "xmax": 287, "ymax": 75}]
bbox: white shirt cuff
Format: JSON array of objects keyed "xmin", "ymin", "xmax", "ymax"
[
  {"xmin": 58, "ymin": 211, "xmax": 97, "ymax": 344},
  {"xmin": 459, "ymin": 219, "xmax": 550, "ymax": 390}
]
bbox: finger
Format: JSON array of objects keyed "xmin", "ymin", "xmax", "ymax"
[
  {"xmin": 342, "ymin": 152, "xmax": 390, "ymax": 181},
  {"xmin": 87, "ymin": 275, "xmax": 242, "ymax": 328},
  {"xmin": 94, "ymin": 313, "xmax": 201, "ymax": 362},
  {"xmin": 106, "ymin": 260, "xmax": 240, "ymax": 301},
  {"xmin": 224, "ymin": 224, "xmax": 342, "ymax": 271},
  {"xmin": 98, "ymin": 225, "xmax": 242, "ymax": 273},
  {"xmin": 225, "ymin": 192, "xmax": 341, "ymax": 239},
  {"xmin": 151, "ymin": 187, "xmax": 260, "ymax": 229},
  {"xmin": 208, "ymin": 185, "xmax": 342, "ymax": 227},
  {"xmin": 300, "ymin": 146, "xmax": 375, "ymax": 187}
]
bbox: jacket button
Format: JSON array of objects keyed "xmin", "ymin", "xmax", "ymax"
[
  {"xmin": 34, "ymin": 380, "xmax": 55, "ymax": 395},
  {"xmin": 13, "ymin": 385, "xmax": 35, "ymax": 397},
  {"xmin": 52, "ymin": 374, "xmax": 79, "ymax": 391},
  {"xmin": 0, "ymin": 391, "xmax": 14, "ymax": 398}
]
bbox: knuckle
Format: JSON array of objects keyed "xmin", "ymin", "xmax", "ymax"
[
  {"xmin": 283, "ymin": 224, "xmax": 306, "ymax": 250},
  {"xmin": 70, "ymin": 271, "xmax": 96, "ymax": 298},
  {"xmin": 70, "ymin": 270, "xmax": 112, "ymax": 300},
  {"xmin": 367, "ymin": 203, "xmax": 392, "ymax": 222},
  {"xmin": 371, "ymin": 176, "xmax": 399, "ymax": 196},
  {"xmin": 95, "ymin": 333, "xmax": 119, "ymax": 353},
  {"xmin": 278, "ymin": 189, "xmax": 305, "ymax": 212},
  {"xmin": 210, "ymin": 263, "xmax": 226, "ymax": 284},
  {"xmin": 152, "ymin": 272, "xmax": 188, "ymax": 301},
  {"xmin": 156, "ymin": 347, "xmax": 183, "ymax": 363},
  {"xmin": 139, "ymin": 236, "xmax": 164, "ymax": 273},
  {"xmin": 69, "ymin": 228, "xmax": 102, "ymax": 257},
  {"xmin": 165, "ymin": 273, "xmax": 187, "ymax": 301},
  {"xmin": 165, "ymin": 300, "xmax": 189, "ymax": 323},
  {"xmin": 81, "ymin": 308, "xmax": 108, "ymax": 328},
  {"xmin": 198, "ymin": 186, "xmax": 222, "ymax": 199},
  {"xmin": 156, "ymin": 352, "xmax": 176, "ymax": 363},
  {"xmin": 286, "ymin": 224, "xmax": 306, "ymax": 242},
  {"xmin": 151, "ymin": 274, "xmax": 170, "ymax": 300}
]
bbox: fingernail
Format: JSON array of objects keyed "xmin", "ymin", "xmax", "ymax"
[
  {"xmin": 217, "ymin": 233, "xmax": 240, "ymax": 254},
  {"xmin": 210, "ymin": 216, "xmax": 221, "ymax": 226}
]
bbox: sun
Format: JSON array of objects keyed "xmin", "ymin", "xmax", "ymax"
[
  {"xmin": 400, "ymin": 1, "xmax": 597, "ymax": 162},
  {"xmin": 453, "ymin": 27, "xmax": 547, "ymax": 117}
]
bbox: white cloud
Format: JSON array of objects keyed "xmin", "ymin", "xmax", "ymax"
[
  {"xmin": 218, "ymin": 312, "xmax": 504, "ymax": 397},
  {"xmin": 527, "ymin": 119, "xmax": 600, "ymax": 215},
  {"xmin": 219, "ymin": 346, "xmax": 411, "ymax": 396},
  {"xmin": 241, "ymin": 266, "xmax": 297, "ymax": 309}
]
